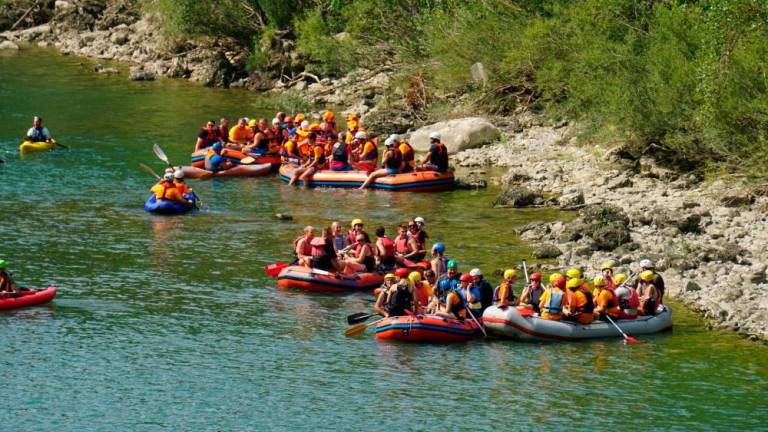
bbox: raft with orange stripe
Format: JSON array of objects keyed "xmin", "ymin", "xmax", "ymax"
[
  {"xmin": 482, "ymin": 304, "xmax": 673, "ymax": 342},
  {"xmin": 278, "ymin": 163, "xmax": 455, "ymax": 192},
  {"xmin": 276, "ymin": 265, "xmax": 383, "ymax": 293},
  {"xmin": 375, "ymin": 314, "xmax": 483, "ymax": 342},
  {"xmin": 190, "ymin": 148, "xmax": 281, "ymax": 169}
]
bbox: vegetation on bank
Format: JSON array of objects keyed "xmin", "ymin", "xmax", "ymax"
[{"xmin": 146, "ymin": 1, "xmax": 767, "ymax": 175}]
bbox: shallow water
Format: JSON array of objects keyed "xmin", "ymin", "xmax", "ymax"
[{"xmin": 1, "ymin": 48, "xmax": 766, "ymax": 431}]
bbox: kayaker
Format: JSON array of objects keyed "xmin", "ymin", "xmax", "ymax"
[
  {"xmin": 205, "ymin": 142, "xmax": 234, "ymax": 172},
  {"xmin": 592, "ymin": 277, "xmax": 621, "ymax": 321},
  {"xmin": 429, "ymin": 242, "xmax": 447, "ymax": 278},
  {"xmin": 310, "ymin": 227, "xmax": 341, "ymax": 272},
  {"xmin": 564, "ymin": 278, "xmax": 595, "ymax": 324},
  {"xmin": 342, "ymin": 233, "xmax": 376, "ymax": 273},
  {"xmin": 469, "ymin": 268, "xmax": 494, "ymax": 315},
  {"xmin": 409, "ymin": 271, "xmax": 432, "ymax": 313},
  {"xmin": 539, "ymin": 276, "xmax": 566, "ymax": 321},
  {"xmin": 518, "ymin": 272, "xmax": 544, "ymax": 313},
  {"xmin": 635, "ymin": 259, "xmax": 665, "ymax": 304},
  {"xmin": 330, "ymin": 221, "xmax": 350, "ymax": 254},
  {"xmin": 436, "ymin": 259, "xmax": 461, "ymax": 304},
  {"xmin": 172, "ymin": 169, "xmax": 193, "ymax": 196},
  {"xmin": 25, "ymin": 115, "xmax": 52, "ymax": 143},
  {"xmin": 294, "ymin": 226, "xmax": 314, "ymax": 267},
  {"xmin": 0, "ymin": 260, "xmax": 18, "ymax": 297},
  {"xmin": 218, "ymin": 117, "xmax": 230, "ymax": 143},
  {"xmin": 374, "ymin": 273, "xmax": 398, "ymax": 317},
  {"xmin": 194, "ymin": 119, "xmax": 222, "ymax": 151},
  {"xmin": 636, "ymin": 270, "xmax": 661, "ymax": 316},
  {"xmin": 374, "ymin": 226, "xmax": 396, "ymax": 270},
  {"xmin": 393, "ymin": 224, "xmax": 418, "ymax": 265},
  {"xmin": 228, "ymin": 118, "xmax": 254, "ymax": 148},
  {"xmin": 600, "ymin": 262, "xmax": 616, "ymax": 289},
  {"xmin": 420, "ymin": 132, "xmax": 449, "ymax": 172},
  {"xmin": 494, "ymin": 269, "xmax": 519, "ymax": 308},
  {"xmin": 359, "ymin": 137, "xmax": 402, "ymax": 189},
  {"xmin": 347, "ymin": 219, "xmax": 370, "ymax": 245},
  {"xmin": 614, "ymin": 273, "xmax": 639, "ymax": 319},
  {"xmin": 150, "ymin": 173, "xmax": 193, "ymax": 206},
  {"xmin": 330, "ymin": 132, "xmax": 352, "ymax": 171}
]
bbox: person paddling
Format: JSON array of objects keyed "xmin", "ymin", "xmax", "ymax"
[
  {"xmin": 0, "ymin": 260, "xmax": 18, "ymax": 298},
  {"xmin": 150, "ymin": 173, "xmax": 193, "ymax": 206},
  {"xmin": 376, "ymin": 268, "xmax": 415, "ymax": 317},
  {"xmin": 374, "ymin": 273, "xmax": 398, "ymax": 317},
  {"xmin": 172, "ymin": 169, "xmax": 193, "ymax": 196},
  {"xmin": 25, "ymin": 115, "xmax": 53, "ymax": 143}
]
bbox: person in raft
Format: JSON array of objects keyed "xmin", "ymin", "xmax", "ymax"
[
  {"xmin": 409, "ymin": 217, "xmax": 428, "ymax": 260},
  {"xmin": 613, "ymin": 273, "xmax": 640, "ymax": 319},
  {"xmin": 227, "ymin": 117, "xmax": 254, "ymax": 149},
  {"xmin": 309, "ymin": 227, "xmax": 342, "ymax": 272},
  {"xmin": 25, "ymin": 115, "xmax": 53, "ymax": 143},
  {"xmin": 374, "ymin": 226, "xmax": 396, "ymax": 270},
  {"xmin": 218, "ymin": 118, "xmax": 230, "ymax": 144},
  {"xmin": 438, "ymin": 273, "xmax": 472, "ymax": 320},
  {"xmin": 330, "ymin": 132, "xmax": 352, "ymax": 171},
  {"xmin": 0, "ymin": 260, "xmax": 19, "ymax": 298},
  {"xmin": 634, "ymin": 259, "xmax": 665, "ymax": 304},
  {"xmin": 205, "ymin": 142, "xmax": 234, "ymax": 172},
  {"xmin": 194, "ymin": 119, "xmax": 223, "ymax": 151},
  {"xmin": 359, "ymin": 136, "xmax": 402, "ymax": 189},
  {"xmin": 494, "ymin": 269, "xmax": 519, "ymax": 308},
  {"xmin": 420, "ymin": 132, "xmax": 449, "ymax": 172},
  {"xmin": 468, "ymin": 268, "xmax": 494, "ymax": 316},
  {"xmin": 600, "ymin": 262, "xmax": 617, "ymax": 289},
  {"xmin": 592, "ymin": 276, "xmax": 621, "ymax": 321},
  {"xmin": 563, "ymin": 278, "xmax": 595, "ymax": 324},
  {"xmin": 393, "ymin": 224, "xmax": 419, "ymax": 266},
  {"xmin": 293, "ymin": 226, "xmax": 314, "ymax": 267},
  {"xmin": 330, "ymin": 221, "xmax": 350, "ymax": 254},
  {"xmin": 539, "ymin": 276, "xmax": 566, "ymax": 320},
  {"xmin": 150, "ymin": 172, "xmax": 194, "ymax": 206},
  {"xmin": 374, "ymin": 273, "xmax": 398, "ymax": 317},
  {"xmin": 340, "ymin": 233, "xmax": 376, "ymax": 274},
  {"xmin": 409, "ymin": 271, "xmax": 432, "ymax": 314},
  {"xmin": 347, "ymin": 219, "xmax": 371, "ymax": 245},
  {"xmin": 429, "ymin": 242, "xmax": 447, "ymax": 279},
  {"xmin": 519, "ymin": 272, "xmax": 545, "ymax": 313},
  {"xmin": 636, "ymin": 270, "xmax": 661, "ymax": 316},
  {"xmin": 288, "ymin": 133, "xmax": 325, "ymax": 186},
  {"xmin": 375, "ymin": 268, "xmax": 415, "ymax": 317},
  {"xmin": 354, "ymin": 131, "xmax": 378, "ymax": 171}
]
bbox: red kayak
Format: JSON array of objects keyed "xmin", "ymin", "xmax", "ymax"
[{"xmin": 0, "ymin": 286, "xmax": 57, "ymax": 310}]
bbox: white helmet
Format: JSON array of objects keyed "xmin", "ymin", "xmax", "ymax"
[
  {"xmin": 388, "ymin": 133, "xmax": 399, "ymax": 142},
  {"xmin": 272, "ymin": 117, "xmax": 280, "ymax": 125},
  {"xmin": 640, "ymin": 259, "xmax": 654, "ymax": 268},
  {"xmin": 414, "ymin": 216, "xmax": 425, "ymax": 225},
  {"xmin": 384, "ymin": 137, "xmax": 396, "ymax": 146},
  {"xmin": 354, "ymin": 131, "xmax": 367, "ymax": 140},
  {"xmin": 163, "ymin": 173, "xmax": 174, "ymax": 181},
  {"xmin": 429, "ymin": 132, "xmax": 441, "ymax": 140},
  {"xmin": 300, "ymin": 120, "xmax": 310, "ymax": 129},
  {"xmin": 173, "ymin": 169, "xmax": 185, "ymax": 179},
  {"xmin": 469, "ymin": 268, "xmax": 482, "ymax": 277}
]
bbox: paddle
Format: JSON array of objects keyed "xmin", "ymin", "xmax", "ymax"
[
  {"xmin": 347, "ymin": 312, "xmax": 378, "ymax": 325},
  {"xmin": 465, "ymin": 304, "xmax": 487, "ymax": 337},
  {"xmin": 345, "ymin": 317, "xmax": 385, "ymax": 336},
  {"xmin": 606, "ymin": 315, "xmax": 640, "ymax": 343},
  {"xmin": 240, "ymin": 156, "xmax": 256, "ymax": 165},
  {"xmin": 522, "ymin": 259, "xmax": 530, "ymax": 283},
  {"xmin": 153, "ymin": 143, "xmax": 175, "ymax": 170},
  {"xmin": 139, "ymin": 162, "xmax": 161, "ymax": 180},
  {"xmin": 52, "ymin": 139, "xmax": 68, "ymax": 149},
  {"xmin": 264, "ymin": 261, "xmax": 290, "ymax": 278}
]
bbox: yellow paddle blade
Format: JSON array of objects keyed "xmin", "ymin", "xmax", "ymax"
[
  {"xmin": 240, "ymin": 156, "xmax": 256, "ymax": 165},
  {"xmin": 344, "ymin": 322, "xmax": 371, "ymax": 337}
]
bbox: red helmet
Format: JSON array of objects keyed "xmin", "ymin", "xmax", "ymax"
[
  {"xmin": 459, "ymin": 273, "xmax": 473, "ymax": 283},
  {"xmin": 395, "ymin": 268, "xmax": 410, "ymax": 278},
  {"xmin": 554, "ymin": 276, "xmax": 566, "ymax": 289},
  {"xmin": 530, "ymin": 272, "xmax": 542, "ymax": 281}
]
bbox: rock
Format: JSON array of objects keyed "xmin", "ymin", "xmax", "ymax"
[
  {"xmin": 110, "ymin": 31, "xmax": 129, "ymax": 45},
  {"xmin": 682, "ymin": 201, "xmax": 700, "ymax": 209},
  {"xmin": 602, "ymin": 145, "xmax": 634, "ymax": 163},
  {"xmin": 558, "ymin": 191, "xmax": 584, "ymax": 208},
  {"xmin": 493, "ymin": 187, "xmax": 542, "ymax": 208},
  {"xmin": 0, "ymin": 41, "xmax": 19, "ymax": 50},
  {"xmin": 55, "ymin": 1, "xmax": 73, "ymax": 12},
  {"xmin": 639, "ymin": 156, "xmax": 677, "ymax": 180},
  {"xmin": 721, "ymin": 193, "xmax": 754, "ymax": 207},
  {"xmin": 274, "ymin": 213, "xmax": 293, "ymax": 221},
  {"xmin": 455, "ymin": 174, "xmax": 487, "ymax": 189},
  {"xmin": 676, "ymin": 214, "xmax": 702, "ymax": 234},
  {"xmin": 533, "ymin": 243, "xmax": 562, "ymax": 259},
  {"xmin": 37, "ymin": 41, "xmax": 49, "ymax": 47},
  {"xmin": 590, "ymin": 222, "xmax": 632, "ymax": 251},
  {"xmin": 189, "ymin": 51, "xmax": 233, "ymax": 87},
  {"xmin": 607, "ymin": 176, "xmax": 633, "ymax": 190},
  {"xmin": 684, "ymin": 280, "xmax": 702, "ymax": 292},
  {"xmin": 749, "ymin": 264, "xmax": 767, "ymax": 283},
  {"xmin": 129, "ymin": 65, "xmax": 155, "ymax": 81},
  {"xmin": 333, "ymin": 32, "xmax": 350, "ymax": 42},
  {"xmin": 470, "ymin": 62, "xmax": 488, "ymax": 87},
  {"xmin": 410, "ymin": 117, "xmax": 501, "ymax": 153}
]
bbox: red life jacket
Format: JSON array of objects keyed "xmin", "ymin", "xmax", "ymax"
[
  {"xmin": 293, "ymin": 235, "xmax": 312, "ymax": 256},
  {"xmin": 379, "ymin": 237, "xmax": 395, "ymax": 258},
  {"xmin": 310, "ymin": 237, "xmax": 327, "ymax": 257},
  {"xmin": 394, "ymin": 236, "xmax": 409, "ymax": 254}
]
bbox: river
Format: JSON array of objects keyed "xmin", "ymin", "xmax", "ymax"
[{"xmin": 0, "ymin": 47, "xmax": 766, "ymax": 431}]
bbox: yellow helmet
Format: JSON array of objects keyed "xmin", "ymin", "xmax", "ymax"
[
  {"xmin": 248, "ymin": 119, "xmax": 258, "ymax": 127},
  {"xmin": 549, "ymin": 273, "xmax": 563, "ymax": 283},
  {"xmin": 640, "ymin": 270, "xmax": 654, "ymax": 282},
  {"xmin": 593, "ymin": 277, "xmax": 606, "ymax": 287},
  {"xmin": 614, "ymin": 273, "xmax": 628, "ymax": 285},
  {"xmin": 601, "ymin": 262, "xmax": 613, "ymax": 271},
  {"xmin": 503, "ymin": 269, "xmax": 517, "ymax": 280},
  {"xmin": 351, "ymin": 218, "xmax": 363, "ymax": 227},
  {"xmin": 384, "ymin": 273, "xmax": 396, "ymax": 280},
  {"xmin": 408, "ymin": 272, "xmax": 422, "ymax": 283},
  {"xmin": 566, "ymin": 268, "xmax": 582, "ymax": 279},
  {"xmin": 566, "ymin": 278, "xmax": 581, "ymax": 290}
]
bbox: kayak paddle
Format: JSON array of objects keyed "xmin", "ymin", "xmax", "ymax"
[
  {"xmin": 606, "ymin": 315, "xmax": 640, "ymax": 343},
  {"xmin": 345, "ymin": 317, "xmax": 385, "ymax": 337},
  {"xmin": 347, "ymin": 312, "xmax": 378, "ymax": 325},
  {"xmin": 139, "ymin": 163, "xmax": 161, "ymax": 180},
  {"xmin": 153, "ymin": 143, "xmax": 175, "ymax": 170}
]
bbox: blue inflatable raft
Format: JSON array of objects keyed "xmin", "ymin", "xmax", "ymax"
[{"xmin": 143, "ymin": 193, "xmax": 197, "ymax": 215}]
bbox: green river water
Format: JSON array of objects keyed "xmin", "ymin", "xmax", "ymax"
[{"xmin": 0, "ymin": 48, "xmax": 766, "ymax": 431}]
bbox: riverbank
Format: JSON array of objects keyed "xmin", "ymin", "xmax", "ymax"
[{"xmin": 453, "ymin": 117, "xmax": 768, "ymax": 342}]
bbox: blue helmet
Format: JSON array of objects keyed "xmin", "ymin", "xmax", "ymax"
[
  {"xmin": 432, "ymin": 242, "xmax": 445, "ymax": 254},
  {"xmin": 212, "ymin": 142, "xmax": 223, "ymax": 151},
  {"xmin": 210, "ymin": 154, "xmax": 223, "ymax": 166}
]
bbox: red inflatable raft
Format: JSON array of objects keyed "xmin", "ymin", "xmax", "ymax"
[
  {"xmin": 180, "ymin": 163, "xmax": 272, "ymax": 179},
  {"xmin": 190, "ymin": 149, "xmax": 281, "ymax": 169},
  {"xmin": 276, "ymin": 265, "xmax": 383, "ymax": 293},
  {"xmin": 0, "ymin": 286, "xmax": 57, "ymax": 310},
  {"xmin": 375, "ymin": 314, "xmax": 483, "ymax": 342}
]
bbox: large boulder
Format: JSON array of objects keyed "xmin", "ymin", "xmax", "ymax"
[
  {"xmin": 409, "ymin": 117, "xmax": 500, "ymax": 153},
  {"xmin": 493, "ymin": 187, "xmax": 542, "ymax": 208}
]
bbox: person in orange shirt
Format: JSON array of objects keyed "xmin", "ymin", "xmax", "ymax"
[
  {"xmin": 288, "ymin": 133, "xmax": 325, "ymax": 186},
  {"xmin": 172, "ymin": 169, "xmax": 193, "ymax": 196},
  {"xmin": 356, "ymin": 131, "xmax": 378, "ymax": 171},
  {"xmin": 564, "ymin": 278, "xmax": 595, "ymax": 324},
  {"xmin": 593, "ymin": 277, "xmax": 621, "ymax": 321},
  {"xmin": 494, "ymin": 269, "xmax": 518, "ymax": 308},
  {"xmin": 228, "ymin": 118, "xmax": 254, "ymax": 148},
  {"xmin": 409, "ymin": 271, "xmax": 432, "ymax": 314},
  {"xmin": 150, "ymin": 173, "xmax": 193, "ymax": 205}
]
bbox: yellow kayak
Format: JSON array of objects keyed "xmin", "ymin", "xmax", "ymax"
[{"xmin": 19, "ymin": 139, "xmax": 57, "ymax": 155}]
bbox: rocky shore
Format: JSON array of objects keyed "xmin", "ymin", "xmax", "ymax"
[{"xmin": 454, "ymin": 119, "xmax": 768, "ymax": 342}]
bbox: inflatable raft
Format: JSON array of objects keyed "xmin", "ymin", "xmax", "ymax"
[
  {"xmin": 482, "ymin": 305, "xmax": 673, "ymax": 342},
  {"xmin": 0, "ymin": 286, "xmax": 57, "ymax": 310},
  {"xmin": 190, "ymin": 148, "xmax": 281, "ymax": 169},
  {"xmin": 278, "ymin": 164, "xmax": 455, "ymax": 192},
  {"xmin": 180, "ymin": 163, "xmax": 271, "ymax": 179},
  {"xmin": 375, "ymin": 314, "xmax": 483, "ymax": 342},
  {"xmin": 19, "ymin": 140, "xmax": 57, "ymax": 155},
  {"xmin": 276, "ymin": 265, "xmax": 383, "ymax": 293},
  {"xmin": 143, "ymin": 193, "xmax": 197, "ymax": 215}
]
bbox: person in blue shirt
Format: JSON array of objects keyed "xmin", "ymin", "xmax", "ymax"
[
  {"xmin": 435, "ymin": 259, "xmax": 461, "ymax": 304},
  {"xmin": 205, "ymin": 142, "xmax": 233, "ymax": 172}
]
